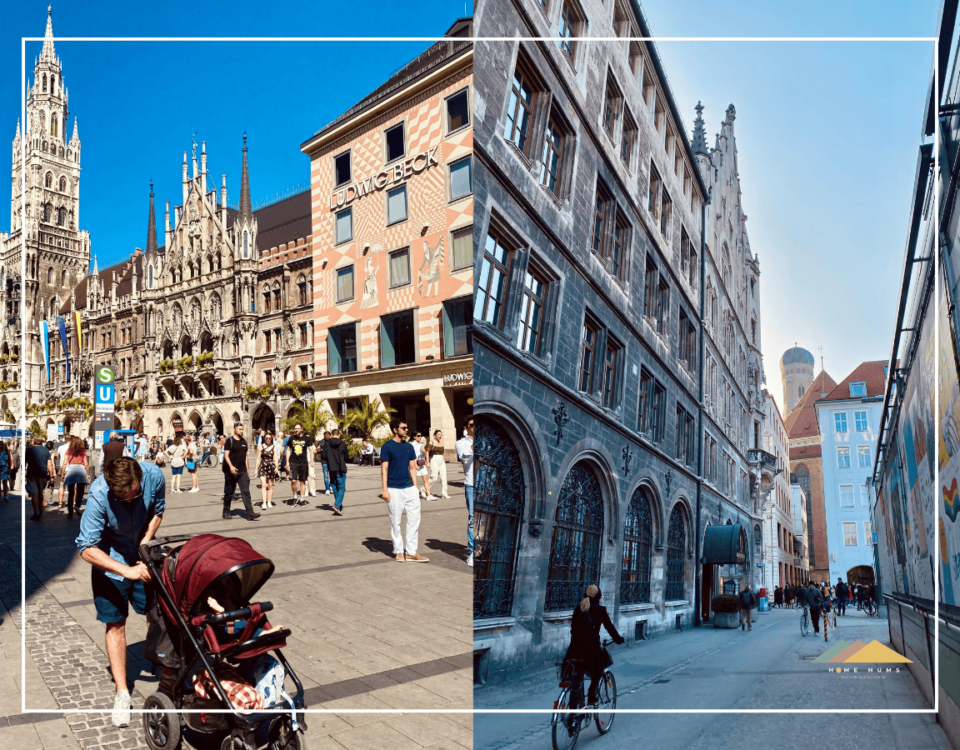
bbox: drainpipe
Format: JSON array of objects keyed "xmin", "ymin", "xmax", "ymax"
[{"xmin": 694, "ymin": 189, "xmax": 710, "ymax": 628}]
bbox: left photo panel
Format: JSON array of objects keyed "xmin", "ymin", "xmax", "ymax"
[{"xmin": 2, "ymin": 5, "xmax": 474, "ymax": 750}]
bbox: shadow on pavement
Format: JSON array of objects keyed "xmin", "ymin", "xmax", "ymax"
[
  {"xmin": 424, "ymin": 537, "xmax": 468, "ymax": 561},
  {"xmin": 361, "ymin": 536, "xmax": 395, "ymax": 557}
]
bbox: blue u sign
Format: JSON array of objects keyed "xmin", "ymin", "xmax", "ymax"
[{"xmin": 96, "ymin": 384, "xmax": 115, "ymax": 406}]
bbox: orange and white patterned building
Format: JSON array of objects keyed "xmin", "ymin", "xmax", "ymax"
[{"xmin": 301, "ymin": 20, "xmax": 473, "ymax": 450}]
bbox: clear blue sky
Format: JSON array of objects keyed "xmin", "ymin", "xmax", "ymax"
[
  {"xmin": 2, "ymin": 1, "xmax": 472, "ymax": 268},
  {"xmin": 640, "ymin": 0, "xmax": 937, "ymax": 412}
]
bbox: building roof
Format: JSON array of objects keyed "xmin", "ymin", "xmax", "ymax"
[
  {"xmin": 783, "ymin": 370, "xmax": 837, "ymax": 439},
  {"xmin": 302, "ymin": 18, "xmax": 472, "ymax": 148},
  {"xmin": 818, "ymin": 360, "xmax": 887, "ymax": 402},
  {"xmin": 63, "ymin": 251, "xmax": 143, "ymax": 314},
  {"xmin": 781, "ymin": 346, "xmax": 815, "ymax": 367}
]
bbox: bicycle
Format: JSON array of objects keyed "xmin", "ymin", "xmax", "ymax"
[
  {"xmin": 198, "ymin": 451, "xmax": 218, "ymax": 469},
  {"xmin": 800, "ymin": 604, "xmax": 811, "ymax": 636},
  {"xmin": 551, "ymin": 640, "xmax": 619, "ymax": 750},
  {"xmin": 862, "ymin": 597, "xmax": 877, "ymax": 616}
]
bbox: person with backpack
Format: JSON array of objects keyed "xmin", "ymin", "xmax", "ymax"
[
  {"xmin": 323, "ymin": 429, "xmax": 350, "ymax": 516},
  {"xmin": 805, "ymin": 580, "xmax": 824, "ymax": 635},
  {"xmin": 221, "ymin": 422, "xmax": 259, "ymax": 522},
  {"xmin": 740, "ymin": 585, "xmax": 758, "ymax": 631},
  {"xmin": 835, "ymin": 578, "xmax": 848, "ymax": 616}
]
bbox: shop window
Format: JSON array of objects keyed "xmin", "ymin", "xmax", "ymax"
[
  {"xmin": 443, "ymin": 296, "xmax": 473, "ymax": 358},
  {"xmin": 385, "ymin": 122, "xmax": 405, "ymax": 163},
  {"xmin": 380, "ymin": 309, "xmax": 416, "ymax": 367},
  {"xmin": 449, "ymin": 157, "xmax": 472, "ymax": 201},
  {"xmin": 387, "ymin": 185, "xmax": 408, "ymax": 225},
  {"xmin": 328, "ymin": 322, "xmax": 358, "ymax": 374},
  {"xmin": 446, "ymin": 89, "xmax": 470, "ymax": 133}
]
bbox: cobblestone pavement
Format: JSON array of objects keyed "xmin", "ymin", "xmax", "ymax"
[{"xmin": 0, "ymin": 461, "xmax": 473, "ymax": 749}]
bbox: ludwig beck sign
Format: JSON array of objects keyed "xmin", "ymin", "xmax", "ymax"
[{"xmin": 328, "ymin": 147, "xmax": 440, "ymax": 211}]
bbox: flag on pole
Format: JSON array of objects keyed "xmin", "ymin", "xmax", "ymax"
[
  {"xmin": 57, "ymin": 316, "xmax": 70, "ymax": 382},
  {"xmin": 75, "ymin": 311, "xmax": 83, "ymax": 353},
  {"xmin": 39, "ymin": 320, "xmax": 50, "ymax": 383}
]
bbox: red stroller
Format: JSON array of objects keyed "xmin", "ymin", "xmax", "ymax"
[{"xmin": 139, "ymin": 534, "xmax": 307, "ymax": 750}]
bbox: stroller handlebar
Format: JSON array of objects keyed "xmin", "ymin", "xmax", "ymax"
[{"xmin": 205, "ymin": 601, "xmax": 273, "ymax": 626}]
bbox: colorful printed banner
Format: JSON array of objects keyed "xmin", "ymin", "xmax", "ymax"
[
  {"xmin": 39, "ymin": 320, "xmax": 50, "ymax": 383},
  {"xmin": 56, "ymin": 316, "xmax": 70, "ymax": 381}
]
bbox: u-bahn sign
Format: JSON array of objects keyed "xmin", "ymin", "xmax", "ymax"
[{"xmin": 93, "ymin": 366, "xmax": 115, "ymax": 449}]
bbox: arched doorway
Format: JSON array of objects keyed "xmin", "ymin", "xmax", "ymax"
[
  {"xmin": 545, "ymin": 462, "xmax": 603, "ymax": 612},
  {"xmin": 846, "ymin": 565, "xmax": 875, "ymax": 586},
  {"xmin": 474, "ymin": 418, "xmax": 525, "ymax": 620},
  {"xmin": 211, "ymin": 411, "xmax": 224, "ymax": 438},
  {"xmin": 187, "ymin": 411, "xmax": 203, "ymax": 435},
  {"xmin": 252, "ymin": 404, "xmax": 275, "ymax": 433}
]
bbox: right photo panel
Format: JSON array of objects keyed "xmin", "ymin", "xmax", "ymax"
[{"xmin": 471, "ymin": 0, "xmax": 956, "ymax": 747}]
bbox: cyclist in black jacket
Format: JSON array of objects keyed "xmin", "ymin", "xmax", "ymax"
[{"xmin": 563, "ymin": 586, "xmax": 624, "ymax": 706}]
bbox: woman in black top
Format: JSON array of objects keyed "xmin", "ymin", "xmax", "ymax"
[{"xmin": 563, "ymin": 585, "xmax": 624, "ymax": 705}]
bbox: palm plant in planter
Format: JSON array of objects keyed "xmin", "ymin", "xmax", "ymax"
[{"xmin": 710, "ymin": 594, "xmax": 743, "ymax": 628}]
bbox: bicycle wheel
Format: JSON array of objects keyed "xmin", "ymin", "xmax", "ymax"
[
  {"xmin": 551, "ymin": 688, "xmax": 580, "ymax": 750},
  {"xmin": 864, "ymin": 599, "xmax": 876, "ymax": 616},
  {"xmin": 594, "ymin": 670, "xmax": 617, "ymax": 735},
  {"xmin": 800, "ymin": 611, "xmax": 809, "ymax": 636}
]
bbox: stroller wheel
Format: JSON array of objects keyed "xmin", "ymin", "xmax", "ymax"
[
  {"xmin": 143, "ymin": 692, "xmax": 181, "ymax": 750},
  {"xmin": 267, "ymin": 715, "xmax": 307, "ymax": 750}
]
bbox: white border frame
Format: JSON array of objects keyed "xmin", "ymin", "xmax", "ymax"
[{"xmin": 17, "ymin": 31, "xmax": 938, "ymax": 717}]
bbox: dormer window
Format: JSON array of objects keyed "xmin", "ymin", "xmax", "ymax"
[{"xmin": 849, "ymin": 381, "xmax": 866, "ymax": 397}]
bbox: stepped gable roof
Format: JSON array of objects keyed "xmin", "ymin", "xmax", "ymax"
[
  {"xmin": 819, "ymin": 360, "xmax": 887, "ymax": 402},
  {"xmin": 783, "ymin": 370, "xmax": 837, "ymax": 439}
]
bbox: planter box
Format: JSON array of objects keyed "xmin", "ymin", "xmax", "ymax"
[{"xmin": 713, "ymin": 611, "xmax": 741, "ymax": 629}]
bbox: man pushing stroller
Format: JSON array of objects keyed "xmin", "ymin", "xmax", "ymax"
[{"xmin": 76, "ymin": 457, "xmax": 165, "ymax": 728}]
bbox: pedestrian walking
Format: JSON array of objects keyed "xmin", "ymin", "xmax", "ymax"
[
  {"xmin": 56, "ymin": 438, "xmax": 69, "ymax": 507},
  {"xmin": 324, "ymin": 429, "xmax": 350, "ymax": 516},
  {"xmin": 285, "ymin": 423, "xmax": 313, "ymax": 507},
  {"xmin": 411, "ymin": 432, "xmax": 436, "ymax": 500},
  {"xmin": 98, "ymin": 431, "xmax": 129, "ymax": 475},
  {"xmin": 255, "ymin": 433, "xmax": 280, "ymax": 509},
  {"xmin": 185, "ymin": 436, "xmax": 200, "ymax": 493},
  {"xmin": 318, "ymin": 430, "xmax": 331, "ymax": 494},
  {"xmin": 380, "ymin": 418, "xmax": 428, "ymax": 563},
  {"xmin": 25, "ymin": 436, "xmax": 54, "ymax": 521},
  {"xmin": 76, "ymin": 457, "xmax": 164, "ymax": 727},
  {"xmin": 835, "ymin": 578, "xmax": 848, "ymax": 616},
  {"xmin": 136, "ymin": 433, "xmax": 149, "ymax": 461},
  {"xmin": 221, "ymin": 422, "xmax": 259, "ymax": 522},
  {"xmin": 9, "ymin": 442, "xmax": 19, "ymax": 499},
  {"xmin": 165, "ymin": 436, "xmax": 187, "ymax": 493},
  {"xmin": 426, "ymin": 430, "xmax": 451, "ymax": 499},
  {"xmin": 774, "ymin": 586, "xmax": 783, "ymax": 608},
  {"xmin": 805, "ymin": 581, "xmax": 824, "ymax": 635},
  {"xmin": 740, "ymin": 585, "xmax": 758, "ymax": 631},
  {"xmin": 456, "ymin": 416, "xmax": 475, "ymax": 567},
  {"xmin": 0, "ymin": 439, "xmax": 11, "ymax": 503},
  {"xmin": 60, "ymin": 436, "xmax": 90, "ymax": 519}
]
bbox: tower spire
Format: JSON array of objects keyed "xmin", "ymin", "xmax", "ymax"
[
  {"xmin": 14, "ymin": 119, "xmax": 20, "ymax": 140},
  {"xmin": 41, "ymin": 5, "xmax": 56, "ymax": 61},
  {"xmin": 691, "ymin": 101, "xmax": 708, "ymax": 155},
  {"xmin": 238, "ymin": 133, "xmax": 252, "ymax": 223},
  {"xmin": 146, "ymin": 182, "xmax": 158, "ymax": 255},
  {"xmin": 71, "ymin": 116, "xmax": 78, "ymax": 141}
]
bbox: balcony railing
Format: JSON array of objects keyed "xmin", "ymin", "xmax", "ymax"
[{"xmin": 748, "ymin": 448, "xmax": 778, "ymax": 471}]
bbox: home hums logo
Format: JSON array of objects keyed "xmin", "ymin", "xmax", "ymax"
[{"xmin": 815, "ymin": 640, "xmax": 911, "ymax": 673}]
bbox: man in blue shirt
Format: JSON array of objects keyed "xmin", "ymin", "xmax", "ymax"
[
  {"xmin": 380, "ymin": 418, "xmax": 428, "ymax": 563},
  {"xmin": 76, "ymin": 457, "xmax": 165, "ymax": 728}
]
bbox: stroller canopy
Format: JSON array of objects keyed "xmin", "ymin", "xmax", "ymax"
[{"xmin": 168, "ymin": 534, "xmax": 275, "ymax": 617}]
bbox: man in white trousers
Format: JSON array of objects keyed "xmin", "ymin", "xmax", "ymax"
[{"xmin": 380, "ymin": 418, "xmax": 429, "ymax": 563}]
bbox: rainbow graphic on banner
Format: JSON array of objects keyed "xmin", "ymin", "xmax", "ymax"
[
  {"xmin": 944, "ymin": 477, "xmax": 959, "ymax": 522},
  {"xmin": 813, "ymin": 640, "xmax": 911, "ymax": 663}
]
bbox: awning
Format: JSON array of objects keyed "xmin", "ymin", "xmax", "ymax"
[{"xmin": 702, "ymin": 523, "xmax": 747, "ymax": 565}]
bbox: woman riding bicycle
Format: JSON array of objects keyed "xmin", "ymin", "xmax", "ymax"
[{"xmin": 562, "ymin": 585, "xmax": 624, "ymax": 706}]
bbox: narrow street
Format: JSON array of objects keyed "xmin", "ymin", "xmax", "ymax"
[{"xmin": 474, "ymin": 606, "xmax": 948, "ymax": 750}]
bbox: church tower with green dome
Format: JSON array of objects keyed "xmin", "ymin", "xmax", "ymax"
[{"xmin": 780, "ymin": 345, "xmax": 815, "ymax": 415}]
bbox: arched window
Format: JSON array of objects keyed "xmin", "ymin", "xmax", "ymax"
[
  {"xmin": 57, "ymin": 207, "xmax": 65, "ymax": 226},
  {"xmin": 60, "ymin": 270, "xmax": 67, "ymax": 286},
  {"xmin": 148, "ymin": 265, "xmax": 153, "ymax": 289},
  {"xmin": 243, "ymin": 233, "xmax": 249, "ymax": 258},
  {"xmin": 798, "ymin": 385, "xmax": 805, "ymax": 398},
  {"xmin": 45, "ymin": 172, "xmax": 53, "ymax": 188},
  {"xmin": 43, "ymin": 204, "xmax": 51, "ymax": 223},
  {"xmin": 546, "ymin": 462, "xmax": 604, "ymax": 611},
  {"xmin": 273, "ymin": 282, "xmax": 282, "ymax": 310},
  {"xmin": 665, "ymin": 505, "xmax": 687, "ymax": 601},
  {"xmin": 794, "ymin": 464, "xmax": 810, "ymax": 500},
  {"xmin": 59, "ymin": 176, "xmax": 66, "ymax": 192},
  {"xmin": 42, "ymin": 75, "xmax": 47, "ymax": 93},
  {"xmin": 262, "ymin": 285, "xmax": 272, "ymax": 314},
  {"xmin": 51, "ymin": 75, "xmax": 56, "ymax": 94},
  {"xmin": 297, "ymin": 275, "xmax": 308, "ymax": 306},
  {"xmin": 46, "ymin": 267, "xmax": 53, "ymax": 284},
  {"xmin": 621, "ymin": 487, "xmax": 653, "ymax": 604},
  {"xmin": 50, "ymin": 115, "xmax": 58, "ymax": 138},
  {"xmin": 474, "ymin": 419, "xmax": 526, "ymax": 619}
]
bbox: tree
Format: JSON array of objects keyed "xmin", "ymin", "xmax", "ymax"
[
  {"xmin": 281, "ymin": 398, "xmax": 333, "ymax": 437},
  {"xmin": 344, "ymin": 396, "xmax": 395, "ymax": 438}
]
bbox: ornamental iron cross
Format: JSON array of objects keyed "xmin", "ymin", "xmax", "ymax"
[
  {"xmin": 552, "ymin": 401, "xmax": 569, "ymax": 445},
  {"xmin": 622, "ymin": 445, "xmax": 633, "ymax": 477}
]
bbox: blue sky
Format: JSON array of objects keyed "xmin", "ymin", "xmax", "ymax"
[
  {"xmin": 640, "ymin": 0, "xmax": 938, "ymax": 411},
  {"xmin": 2, "ymin": 1, "xmax": 471, "ymax": 267}
]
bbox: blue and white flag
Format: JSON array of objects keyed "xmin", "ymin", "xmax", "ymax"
[
  {"xmin": 39, "ymin": 320, "xmax": 51, "ymax": 383},
  {"xmin": 57, "ymin": 316, "xmax": 70, "ymax": 381}
]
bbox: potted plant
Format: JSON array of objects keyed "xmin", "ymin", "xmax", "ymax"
[{"xmin": 710, "ymin": 594, "xmax": 742, "ymax": 629}]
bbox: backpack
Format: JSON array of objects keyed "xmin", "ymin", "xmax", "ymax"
[{"xmin": 740, "ymin": 590, "xmax": 756, "ymax": 608}]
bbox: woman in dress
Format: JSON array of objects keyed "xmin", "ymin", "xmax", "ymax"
[
  {"xmin": 0, "ymin": 440, "xmax": 11, "ymax": 503},
  {"xmin": 166, "ymin": 435, "xmax": 187, "ymax": 492},
  {"xmin": 60, "ymin": 436, "xmax": 90, "ymax": 519},
  {"xmin": 185, "ymin": 435, "xmax": 200, "ymax": 493},
  {"xmin": 426, "ymin": 430, "xmax": 450, "ymax": 499},
  {"xmin": 410, "ymin": 432, "xmax": 435, "ymax": 501},
  {"xmin": 256, "ymin": 433, "xmax": 280, "ymax": 509}
]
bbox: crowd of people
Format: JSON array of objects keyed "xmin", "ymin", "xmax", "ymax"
[{"xmin": 770, "ymin": 579, "xmax": 876, "ymax": 612}]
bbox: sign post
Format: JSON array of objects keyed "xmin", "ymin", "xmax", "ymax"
[{"xmin": 93, "ymin": 366, "xmax": 115, "ymax": 450}]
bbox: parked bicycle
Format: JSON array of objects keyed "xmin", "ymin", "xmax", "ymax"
[
  {"xmin": 198, "ymin": 450, "xmax": 218, "ymax": 469},
  {"xmin": 862, "ymin": 596, "xmax": 877, "ymax": 616},
  {"xmin": 551, "ymin": 639, "xmax": 619, "ymax": 750},
  {"xmin": 800, "ymin": 604, "xmax": 811, "ymax": 637}
]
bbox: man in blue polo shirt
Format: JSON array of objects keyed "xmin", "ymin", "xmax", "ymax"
[
  {"xmin": 380, "ymin": 418, "xmax": 429, "ymax": 563},
  {"xmin": 76, "ymin": 457, "xmax": 165, "ymax": 728}
]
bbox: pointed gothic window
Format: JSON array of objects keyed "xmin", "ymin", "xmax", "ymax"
[
  {"xmin": 51, "ymin": 116, "xmax": 58, "ymax": 138},
  {"xmin": 243, "ymin": 232, "xmax": 249, "ymax": 258},
  {"xmin": 42, "ymin": 75, "xmax": 47, "ymax": 93},
  {"xmin": 59, "ymin": 177, "xmax": 66, "ymax": 192},
  {"xmin": 148, "ymin": 265, "xmax": 153, "ymax": 289},
  {"xmin": 57, "ymin": 207, "xmax": 65, "ymax": 226},
  {"xmin": 45, "ymin": 173, "xmax": 53, "ymax": 188}
]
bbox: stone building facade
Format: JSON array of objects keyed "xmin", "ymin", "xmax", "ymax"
[
  {"xmin": 41, "ymin": 140, "xmax": 315, "ymax": 440},
  {"xmin": 761, "ymin": 394, "xmax": 801, "ymax": 591},
  {"xmin": 0, "ymin": 9, "xmax": 88, "ymax": 425},
  {"xmin": 472, "ymin": 0, "xmax": 768, "ymax": 681},
  {"xmin": 300, "ymin": 20, "xmax": 473, "ymax": 452}
]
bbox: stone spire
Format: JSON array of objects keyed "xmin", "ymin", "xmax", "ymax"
[
  {"xmin": 14, "ymin": 119, "xmax": 20, "ymax": 140},
  {"xmin": 238, "ymin": 134, "xmax": 252, "ymax": 224},
  {"xmin": 691, "ymin": 101, "xmax": 709, "ymax": 155},
  {"xmin": 70, "ymin": 117, "xmax": 78, "ymax": 142},
  {"xmin": 41, "ymin": 5, "xmax": 56, "ymax": 62},
  {"xmin": 146, "ymin": 182, "xmax": 158, "ymax": 256},
  {"xmin": 91, "ymin": 254, "xmax": 98, "ymax": 275}
]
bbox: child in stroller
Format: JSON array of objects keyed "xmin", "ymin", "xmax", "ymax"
[{"xmin": 139, "ymin": 533, "xmax": 307, "ymax": 750}]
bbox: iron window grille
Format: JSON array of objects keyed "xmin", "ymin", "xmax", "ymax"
[
  {"xmin": 664, "ymin": 506, "xmax": 686, "ymax": 600},
  {"xmin": 621, "ymin": 488, "xmax": 653, "ymax": 604}
]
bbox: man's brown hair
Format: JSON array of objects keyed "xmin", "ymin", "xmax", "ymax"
[{"xmin": 103, "ymin": 457, "xmax": 143, "ymax": 496}]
